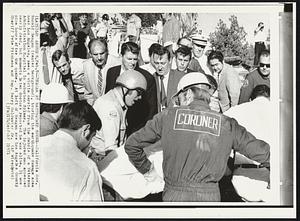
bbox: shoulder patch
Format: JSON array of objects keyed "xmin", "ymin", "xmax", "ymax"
[{"xmin": 242, "ymin": 79, "xmax": 249, "ymax": 87}]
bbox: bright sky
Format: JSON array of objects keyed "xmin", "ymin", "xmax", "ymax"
[{"xmin": 196, "ymin": 13, "xmax": 270, "ymax": 45}]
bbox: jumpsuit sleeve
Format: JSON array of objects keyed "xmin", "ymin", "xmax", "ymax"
[
  {"xmin": 125, "ymin": 111, "xmax": 164, "ymax": 174},
  {"xmin": 231, "ymin": 118, "xmax": 270, "ymax": 168},
  {"xmin": 238, "ymin": 74, "xmax": 254, "ymax": 104},
  {"xmin": 226, "ymin": 68, "xmax": 241, "ymax": 107}
]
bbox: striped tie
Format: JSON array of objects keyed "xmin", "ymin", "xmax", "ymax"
[{"xmin": 97, "ymin": 68, "xmax": 103, "ymax": 95}]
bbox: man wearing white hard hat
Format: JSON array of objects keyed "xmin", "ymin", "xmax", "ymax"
[
  {"xmin": 191, "ymin": 34, "xmax": 213, "ymax": 75},
  {"xmin": 40, "ymin": 83, "xmax": 74, "ymax": 137},
  {"xmin": 125, "ymin": 72, "xmax": 270, "ymax": 202},
  {"xmin": 88, "ymin": 70, "xmax": 164, "ymax": 201}
]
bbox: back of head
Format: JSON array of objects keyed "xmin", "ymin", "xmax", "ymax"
[
  {"xmin": 173, "ymin": 72, "xmax": 212, "ymax": 106},
  {"xmin": 41, "ymin": 83, "xmax": 74, "ymax": 104},
  {"xmin": 116, "ymin": 70, "xmax": 147, "ymax": 92},
  {"xmin": 250, "ymin": 84, "xmax": 270, "ymax": 100},
  {"xmin": 121, "ymin": 41, "xmax": 140, "ymax": 56},
  {"xmin": 58, "ymin": 100, "xmax": 102, "ymax": 133}
]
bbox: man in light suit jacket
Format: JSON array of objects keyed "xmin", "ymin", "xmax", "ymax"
[
  {"xmin": 83, "ymin": 39, "xmax": 121, "ymax": 105},
  {"xmin": 152, "ymin": 46, "xmax": 185, "ymax": 112},
  {"xmin": 105, "ymin": 42, "xmax": 158, "ymax": 136}
]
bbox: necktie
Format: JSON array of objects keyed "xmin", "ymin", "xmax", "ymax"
[
  {"xmin": 63, "ymin": 76, "xmax": 74, "ymax": 100},
  {"xmin": 97, "ymin": 68, "xmax": 103, "ymax": 95},
  {"xmin": 42, "ymin": 48, "xmax": 50, "ymax": 85},
  {"xmin": 160, "ymin": 75, "xmax": 167, "ymax": 109},
  {"xmin": 58, "ymin": 19, "xmax": 67, "ymax": 33}
]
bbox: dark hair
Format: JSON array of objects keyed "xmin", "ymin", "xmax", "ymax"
[
  {"xmin": 148, "ymin": 43, "xmax": 162, "ymax": 57},
  {"xmin": 88, "ymin": 38, "xmax": 108, "ymax": 53},
  {"xmin": 58, "ymin": 100, "xmax": 102, "ymax": 133},
  {"xmin": 175, "ymin": 46, "xmax": 192, "ymax": 60},
  {"xmin": 153, "ymin": 46, "xmax": 171, "ymax": 61},
  {"xmin": 40, "ymin": 103, "xmax": 64, "ymax": 114},
  {"xmin": 259, "ymin": 50, "xmax": 270, "ymax": 58},
  {"xmin": 121, "ymin": 42, "xmax": 140, "ymax": 56},
  {"xmin": 52, "ymin": 50, "xmax": 70, "ymax": 64},
  {"xmin": 250, "ymin": 85, "xmax": 270, "ymax": 100},
  {"xmin": 207, "ymin": 50, "xmax": 224, "ymax": 63},
  {"xmin": 102, "ymin": 14, "xmax": 109, "ymax": 21}
]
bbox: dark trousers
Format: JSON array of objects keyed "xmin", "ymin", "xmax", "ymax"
[{"xmin": 254, "ymin": 42, "xmax": 266, "ymax": 66}]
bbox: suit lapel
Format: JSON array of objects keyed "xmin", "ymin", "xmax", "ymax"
[{"xmin": 167, "ymin": 70, "xmax": 174, "ymax": 106}]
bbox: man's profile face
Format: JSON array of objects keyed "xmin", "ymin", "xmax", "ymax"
[
  {"xmin": 153, "ymin": 53, "xmax": 171, "ymax": 76},
  {"xmin": 125, "ymin": 90, "xmax": 142, "ymax": 107},
  {"xmin": 175, "ymin": 53, "xmax": 190, "ymax": 72},
  {"xmin": 53, "ymin": 55, "xmax": 71, "ymax": 76},
  {"xmin": 90, "ymin": 42, "xmax": 108, "ymax": 68},
  {"xmin": 122, "ymin": 51, "xmax": 138, "ymax": 71},
  {"xmin": 258, "ymin": 55, "xmax": 270, "ymax": 76}
]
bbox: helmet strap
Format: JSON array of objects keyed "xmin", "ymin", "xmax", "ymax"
[{"xmin": 121, "ymin": 86, "xmax": 130, "ymax": 106}]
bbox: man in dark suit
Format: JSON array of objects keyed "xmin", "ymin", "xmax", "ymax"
[
  {"xmin": 105, "ymin": 42, "xmax": 158, "ymax": 136},
  {"xmin": 153, "ymin": 46, "xmax": 186, "ymax": 112}
]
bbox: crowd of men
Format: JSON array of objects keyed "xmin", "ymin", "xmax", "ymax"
[{"xmin": 39, "ymin": 13, "xmax": 271, "ymax": 202}]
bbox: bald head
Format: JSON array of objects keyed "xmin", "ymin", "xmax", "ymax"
[{"xmin": 88, "ymin": 39, "xmax": 108, "ymax": 68}]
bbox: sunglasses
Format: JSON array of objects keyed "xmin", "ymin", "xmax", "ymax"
[
  {"xmin": 259, "ymin": 63, "xmax": 270, "ymax": 68},
  {"xmin": 135, "ymin": 89, "xmax": 145, "ymax": 96}
]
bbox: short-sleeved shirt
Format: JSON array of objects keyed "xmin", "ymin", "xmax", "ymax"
[{"xmin": 91, "ymin": 88, "xmax": 127, "ymax": 154}]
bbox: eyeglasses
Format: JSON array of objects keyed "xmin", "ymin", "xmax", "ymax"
[{"xmin": 259, "ymin": 63, "xmax": 270, "ymax": 68}]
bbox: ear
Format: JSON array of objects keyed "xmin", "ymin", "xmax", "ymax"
[{"xmin": 81, "ymin": 124, "xmax": 91, "ymax": 138}]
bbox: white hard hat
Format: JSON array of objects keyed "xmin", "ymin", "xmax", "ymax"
[
  {"xmin": 116, "ymin": 70, "xmax": 147, "ymax": 92},
  {"xmin": 41, "ymin": 83, "xmax": 74, "ymax": 104},
  {"xmin": 172, "ymin": 72, "xmax": 212, "ymax": 98}
]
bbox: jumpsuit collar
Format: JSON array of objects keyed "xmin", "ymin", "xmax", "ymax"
[{"xmin": 188, "ymin": 100, "xmax": 211, "ymax": 110}]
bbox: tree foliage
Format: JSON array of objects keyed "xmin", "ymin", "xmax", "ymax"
[{"xmin": 209, "ymin": 15, "xmax": 254, "ymax": 67}]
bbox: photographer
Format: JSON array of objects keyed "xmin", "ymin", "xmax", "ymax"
[{"xmin": 253, "ymin": 22, "xmax": 267, "ymax": 66}]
